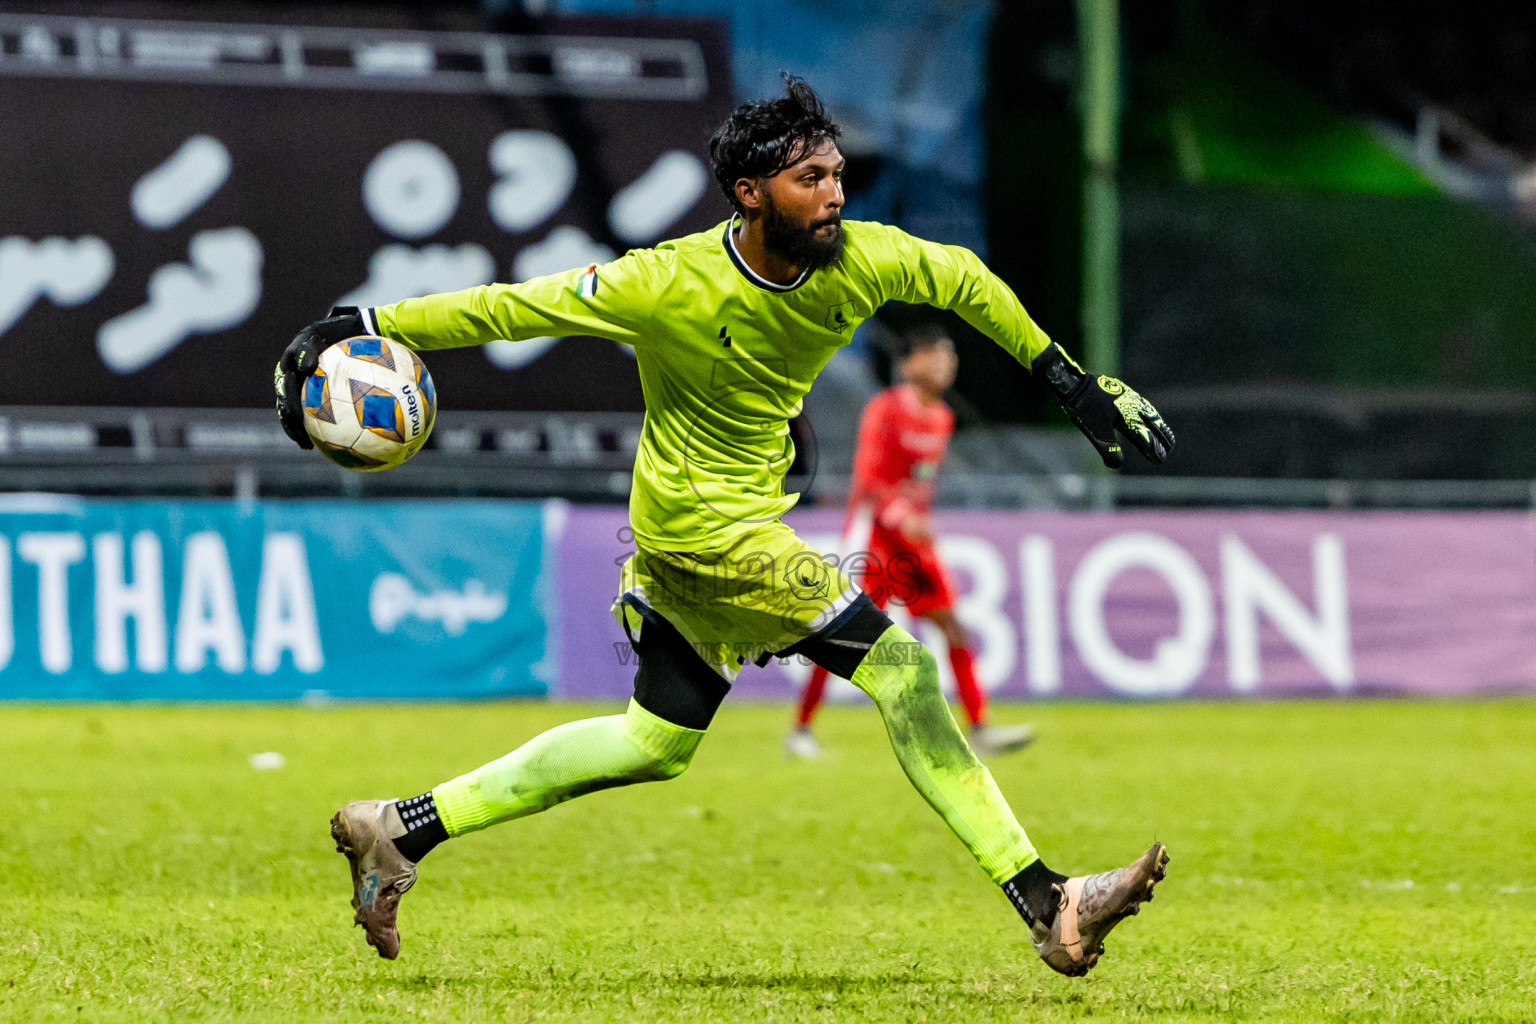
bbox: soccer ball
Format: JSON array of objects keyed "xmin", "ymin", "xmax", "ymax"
[{"xmin": 302, "ymin": 336, "xmax": 437, "ymax": 471}]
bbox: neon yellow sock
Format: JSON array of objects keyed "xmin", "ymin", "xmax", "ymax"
[
  {"xmin": 432, "ymin": 699, "xmax": 704, "ymax": 836},
  {"xmin": 850, "ymin": 624, "xmax": 1039, "ymax": 883}
]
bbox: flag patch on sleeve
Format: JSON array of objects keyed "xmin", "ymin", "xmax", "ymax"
[{"xmin": 577, "ymin": 264, "xmax": 598, "ymax": 298}]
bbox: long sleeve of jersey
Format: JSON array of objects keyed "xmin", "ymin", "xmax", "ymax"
[
  {"xmin": 369, "ymin": 250, "xmax": 662, "ymax": 351},
  {"xmin": 860, "ymin": 223, "xmax": 1053, "ymax": 369}
]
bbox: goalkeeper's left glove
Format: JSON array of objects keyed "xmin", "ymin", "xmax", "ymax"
[
  {"xmin": 1030, "ymin": 342, "xmax": 1174, "ymax": 469},
  {"xmin": 273, "ymin": 306, "xmax": 366, "ymax": 450}
]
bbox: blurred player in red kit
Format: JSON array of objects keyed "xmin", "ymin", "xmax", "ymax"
[{"xmin": 787, "ymin": 324, "xmax": 1036, "ymax": 758}]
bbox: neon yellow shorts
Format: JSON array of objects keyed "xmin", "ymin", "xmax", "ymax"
[{"xmin": 611, "ymin": 519, "xmax": 861, "ymax": 682}]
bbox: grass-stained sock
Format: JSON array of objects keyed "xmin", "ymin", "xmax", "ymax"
[
  {"xmin": 431, "ymin": 700, "xmax": 704, "ymax": 837},
  {"xmin": 849, "ymin": 624, "xmax": 1039, "ymax": 882}
]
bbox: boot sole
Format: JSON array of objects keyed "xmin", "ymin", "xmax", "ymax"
[{"xmin": 330, "ymin": 812, "xmax": 362, "ymax": 911}]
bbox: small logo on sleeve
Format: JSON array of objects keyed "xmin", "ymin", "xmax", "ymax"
[{"xmin": 577, "ymin": 264, "xmax": 599, "ymax": 298}]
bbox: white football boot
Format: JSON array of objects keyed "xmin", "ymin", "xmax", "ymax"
[
  {"xmin": 1019, "ymin": 842, "xmax": 1169, "ymax": 977},
  {"xmin": 330, "ymin": 799, "xmax": 418, "ymax": 960}
]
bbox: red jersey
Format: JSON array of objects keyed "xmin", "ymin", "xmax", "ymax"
[{"xmin": 845, "ymin": 383, "xmax": 954, "ymax": 541}]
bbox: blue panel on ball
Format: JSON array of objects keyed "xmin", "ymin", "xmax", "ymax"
[
  {"xmin": 361, "ymin": 393, "xmax": 400, "ymax": 431},
  {"xmin": 303, "ymin": 373, "xmax": 327, "ymax": 408},
  {"xmin": 418, "ymin": 368, "xmax": 436, "ymax": 409},
  {"xmin": 347, "ymin": 337, "xmax": 383, "ymax": 357}
]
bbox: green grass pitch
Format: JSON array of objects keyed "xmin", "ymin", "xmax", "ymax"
[{"xmin": 2, "ymin": 698, "xmax": 1534, "ymax": 1022}]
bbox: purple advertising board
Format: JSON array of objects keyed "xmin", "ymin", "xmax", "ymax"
[{"xmin": 552, "ymin": 505, "xmax": 1536, "ymax": 701}]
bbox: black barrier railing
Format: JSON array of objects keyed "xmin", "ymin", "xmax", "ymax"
[
  {"xmin": 0, "ymin": 407, "xmax": 643, "ymax": 500},
  {"xmin": 1, "ymin": 406, "xmax": 1532, "ymax": 509}
]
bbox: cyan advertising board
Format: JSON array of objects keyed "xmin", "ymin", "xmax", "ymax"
[{"xmin": 0, "ymin": 497, "xmax": 550, "ymax": 700}]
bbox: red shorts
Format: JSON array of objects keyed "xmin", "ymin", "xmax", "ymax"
[{"xmin": 847, "ymin": 527, "xmax": 956, "ymax": 619}]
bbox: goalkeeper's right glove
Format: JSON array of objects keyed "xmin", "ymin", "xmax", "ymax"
[
  {"xmin": 274, "ymin": 307, "xmax": 366, "ymax": 450},
  {"xmin": 1030, "ymin": 342, "xmax": 1175, "ymax": 469}
]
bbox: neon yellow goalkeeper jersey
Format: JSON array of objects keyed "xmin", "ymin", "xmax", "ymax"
[{"xmin": 369, "ymin": 217, "xmax": 1053, "ymax": 551}]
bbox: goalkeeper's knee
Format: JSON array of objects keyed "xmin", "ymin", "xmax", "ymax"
[
  {"xmin": 790, "ymin": 595, "xmax": 939, "ymax": 709},
  {"xmin": 620, "ymin": 602, "xmax": 726, "ymax": 781},
  {"xmin": 849, "ymin": 626, "xmax": 980, "ymax": 761},
  {"xmin": 849, "ymin": 624, "xmax": 942, "ymax": 705},
  {"xmin": 621, "ymin": 699, "xmax": 704, "ymax": 781}
]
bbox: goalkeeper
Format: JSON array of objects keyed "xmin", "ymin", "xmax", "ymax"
[{"xmin": 275, "ymin": 76, "xmax": 1175, "ymax": 978}]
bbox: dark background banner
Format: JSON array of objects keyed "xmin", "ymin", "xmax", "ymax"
[{"xmin": 0, "ymin": 5, "xmax": 730, "ymax": 410}]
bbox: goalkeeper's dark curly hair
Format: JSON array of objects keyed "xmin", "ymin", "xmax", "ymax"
[{"xmin": 708, "ymin": 74, "xmax": 841, "ymax": 214}]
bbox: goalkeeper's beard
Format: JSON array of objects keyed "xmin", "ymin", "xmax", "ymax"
[{"xmin": 761, "ymin": 194, "xmax": 844, "ymax": 271}]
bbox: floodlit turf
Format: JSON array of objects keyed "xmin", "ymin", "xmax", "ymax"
[{"xmin": 2, "ymin": 699, "xmax": 1534, "ymax": 1023}]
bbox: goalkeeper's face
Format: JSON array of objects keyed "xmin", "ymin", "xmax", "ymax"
[{"xmin": 760, "ymin": 139, "xmax": 846, "ymax": 269}]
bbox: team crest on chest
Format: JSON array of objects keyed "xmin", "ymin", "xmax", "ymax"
[{"xmin": 824, "ymin": 301, "xmax": 854, "ymax": 333}]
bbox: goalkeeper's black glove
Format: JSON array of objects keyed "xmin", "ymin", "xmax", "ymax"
[
  {"xmin": 1030, "ymin": 342, "xmax": 1174, "ymax": 469},
  {"xmin": 274, "ymin": 307, "xmax": 366, "ymax": 450}
]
